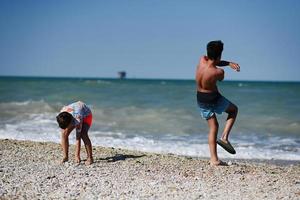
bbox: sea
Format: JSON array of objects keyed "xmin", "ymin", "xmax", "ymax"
[{"xmin": 0, "ymin": 76, "xmax": 299, "ymax": 161}]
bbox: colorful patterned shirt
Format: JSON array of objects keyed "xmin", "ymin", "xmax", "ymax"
[{"xmin": 60, "ymin": 101, "xmax": 91, "ymax": 132}]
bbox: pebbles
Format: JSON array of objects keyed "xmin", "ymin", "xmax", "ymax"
[{"xmin": 0, "ymin": 139, "xmax": 299, "ymax": 199}]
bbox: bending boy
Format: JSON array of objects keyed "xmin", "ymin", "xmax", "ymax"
[
  {"xmin": 56, "ymin": 101, "xmax": 93, "ymax": 165},
  {"xmin": 195, "ymin": 40, "xmax": 240, "ymax": 166}
]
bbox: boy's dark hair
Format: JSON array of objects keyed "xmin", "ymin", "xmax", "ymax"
[
  {"xmin": 207, "ymin": 40, "xmax": 224, "ymax": 60},
  {"xmin": 56, "ymin": 112, "xmax": 73, "ymax": 129}
]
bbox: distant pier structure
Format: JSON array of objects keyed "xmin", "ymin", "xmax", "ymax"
[{"xmin": 118, "ymin": 71, "xmax": 126, "ymax": 79}]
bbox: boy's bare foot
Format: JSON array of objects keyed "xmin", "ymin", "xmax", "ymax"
[
  {"xmin": 85, "ymin": 158, "xmax": 93, "ymax": 165},
  {"xmin": 210, "ymin": 159, "xmax": 228, "ymax": 166},
  {"xmin": 75, "ymin": 157, "xmax": 81, "ymax": 164},
  {"xmin": 61, "ymin": 157, "xmax": 68, "ymax": 164}
]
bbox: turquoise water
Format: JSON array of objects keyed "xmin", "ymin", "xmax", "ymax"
[{"xmin": 0, "ymin": 76, "xmax": 299, "ymax": 160}]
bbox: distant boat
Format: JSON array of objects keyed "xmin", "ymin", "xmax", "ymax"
[{"xmin": 118, "ymin": 71, "xmax": 126, "ymax": 79}]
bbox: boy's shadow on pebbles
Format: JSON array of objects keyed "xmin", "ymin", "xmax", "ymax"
[{"xmin": 95, "ymin": 154, "xmax": 145, "ymax": 163}]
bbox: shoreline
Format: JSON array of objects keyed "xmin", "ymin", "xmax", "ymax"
[{"xmin": 1, "ymin": 139, "xmax": 300, "ymax": 199}]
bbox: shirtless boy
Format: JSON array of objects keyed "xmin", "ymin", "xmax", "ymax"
[{"xmin": 195, "ymin": 40, "xmax": 240, "ymax": 166}]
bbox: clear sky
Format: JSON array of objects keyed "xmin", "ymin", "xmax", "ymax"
[{"xmin": 0, "ymin": 0, "xmax": 300, "ymax": 81}]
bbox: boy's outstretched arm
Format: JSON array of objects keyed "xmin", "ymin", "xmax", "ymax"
[
  {"xmin": 61, "ymin": 126, "xmax": 74, "ymax": 163},
  {"xmin": 218, "ymin": 61, "xmax": 240, "ymax": 72},
  {"xmin": 217, "ymin": 61, "xmax": 230, "ymax": 66}
]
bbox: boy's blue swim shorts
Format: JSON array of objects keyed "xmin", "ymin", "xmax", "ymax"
[{"xmin": 197, "ymin": 92, "xmax": 231, "ymax": 120}]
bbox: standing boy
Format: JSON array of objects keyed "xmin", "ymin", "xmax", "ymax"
[
  {"xmin": 195, "ymin": 40, "xmax": 240, "ymax": 166},
  {"xmin": 56, "ymin": 101, "xmax": 93, "ymax": 165}
]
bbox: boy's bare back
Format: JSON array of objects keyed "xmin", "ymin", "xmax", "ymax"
[{"xmin": 196, "ymin": 56, "xmax": 224, "ymax": 93}]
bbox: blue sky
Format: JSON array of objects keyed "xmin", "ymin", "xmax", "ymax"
[{"xmin": 0, "ymin": 0, "xmax": 300, "ymax": 81}]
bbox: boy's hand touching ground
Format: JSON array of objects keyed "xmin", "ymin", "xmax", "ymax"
[{"xmin": 229, "ymin": 62, "xmax": 240, "ymax": 72}]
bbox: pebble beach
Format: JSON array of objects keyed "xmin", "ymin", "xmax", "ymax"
[{"xmin": 0, "ymin": 139, "xmax": 299, "ymax": 199}]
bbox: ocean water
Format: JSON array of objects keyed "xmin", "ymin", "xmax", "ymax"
[{"xmin": 0, "ymin": 77, "xmax": 300, "ymax": 161}]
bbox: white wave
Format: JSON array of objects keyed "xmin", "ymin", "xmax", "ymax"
[
  {"xmin": 0, "ymin": 100, "xmax": 57, "ymax": 114},
  {"xmin": 0, "ymin": 112, "xmax": 61, "ymax": 143},
  {"xmin": 11, "ymin": 101, "xmax": 32, "ymax": 106},
  {"xmin": 0, "ymin": 100, "xmax": 43, "ymax": 106}
]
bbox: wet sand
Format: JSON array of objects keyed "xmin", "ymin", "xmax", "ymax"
[{"xmin": 0, "ymin": 139, "xmax": 299, "ymax": 199}]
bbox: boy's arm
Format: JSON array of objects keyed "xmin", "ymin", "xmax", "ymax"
[
  {"xmin": 61, "ymin": 126, "xmax": 74, "ymax": 163},
  {"xmin": 217, "ymin": 61, "xmax": 240, "ymax": 72},
  {"xmin": 217, "ymin": 61, "xmax": 230, "ymax": 66}
]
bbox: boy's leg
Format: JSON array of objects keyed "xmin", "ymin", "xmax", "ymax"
[
  {"xmin": 207, "ymin": 115, "xmax": 219, "ymax": 164},
  {"xmin": 81, "ymin": 123, "xmax": 93, "ymax": 165},
  {"xmin": 221, "ymin": 103, "xmax": 238, "ymax": 142}
]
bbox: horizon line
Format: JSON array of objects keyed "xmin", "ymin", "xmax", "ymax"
[{"xmin": 0, "ymin": 75, "xmax": 299, "ymax": 83}]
